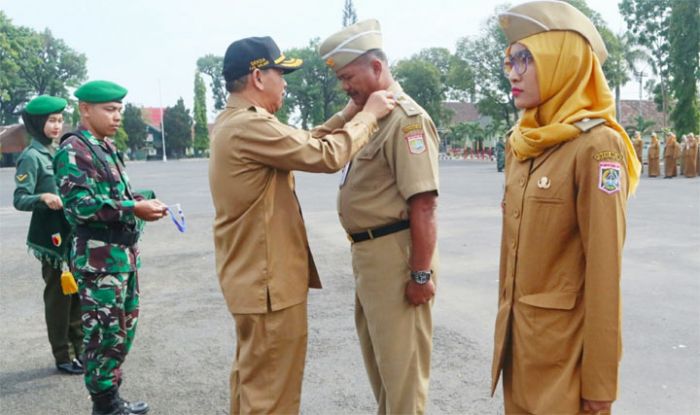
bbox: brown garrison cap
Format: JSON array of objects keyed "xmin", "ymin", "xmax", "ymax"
[
  {"xmin": 319, "ymin": 19, "xmax": 383, "ymax": 71},
  {"xmin": 498, "ymin": 0, "xmax": 608, "ymax": 63}
]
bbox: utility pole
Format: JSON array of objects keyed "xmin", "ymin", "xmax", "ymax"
[
  {"xmin": 158, "ymin": 79, "xmax": 167, "ymax": 162},
  {"xmin": 635, "ymin": 70, "xmax": 646, "ymax": 118}
]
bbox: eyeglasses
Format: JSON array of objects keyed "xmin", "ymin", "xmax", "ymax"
[{"xmin": 503, "ymin": 49, "xmax": 534, "ymax": 76}]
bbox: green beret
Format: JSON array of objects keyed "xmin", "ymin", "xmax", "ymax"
[
  {"xmin": 24, "ymin": 95, "xmax": 67, "ymax": 115},
  {"xmin": 74, "ymin": 80, "xmax": 128, "ymax": 103}
]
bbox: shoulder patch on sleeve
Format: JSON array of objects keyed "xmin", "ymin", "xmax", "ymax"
[
  {"xmin": 16, "ymin": 174, "xmax": 28, "ymax": 182},
  {"xmin": 405, "ymin": 129, "xmax": 426, "ymax": 154},
  {"xmin": 598, "ymin": 161, "xmax": 621, "ymax": 194},
  {"xmin": 593, "ymin": 151, "xmax": 623, "ymax": 162}
]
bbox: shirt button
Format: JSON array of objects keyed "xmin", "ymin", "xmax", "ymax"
[
  {"xmin": 511, "ymin": 240, "xmax": 516, "ymax": 249},
  {"xmin": 519, "ymin": 177, "xmax": 526, "ymax": 186},
  {"xmin": 513, "ymin": 209, "xmax": 520, "ymax": 218}
]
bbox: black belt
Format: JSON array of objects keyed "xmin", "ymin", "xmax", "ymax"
[
  {"xmin": 348, "ymin": 220, "xmax": 410, "ymax": 243},
  {"xmin": 75, "ymin": 225, "xmax": 140, "ymax": 247}
]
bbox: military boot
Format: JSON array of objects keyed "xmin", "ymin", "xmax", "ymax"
[
  {"xmin": 91, "ymin": 389, "xmax": 128, "ymax": 415},
  {"xmin": 115, "ymin": 391, "xmax": 149, "ymax": 414}
]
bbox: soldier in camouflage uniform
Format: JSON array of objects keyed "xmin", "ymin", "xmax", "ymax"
[
  {"xmin": 54, "ymin": 80, "xmax": 167, "ymax": 415},
  {"xmin": 496, "ymin": 137, "xmax": 506, "ymax": 172}
]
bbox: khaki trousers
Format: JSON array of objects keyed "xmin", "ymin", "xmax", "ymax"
[
  {"xmin": 352, "ymin": 229, "xmax": 435, "ymax": 415},
  {"xmin": 230, "ymin": 300, "xmax": 307, "ymax": 415}
]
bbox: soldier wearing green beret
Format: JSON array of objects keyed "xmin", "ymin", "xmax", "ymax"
[
  {"xmin": 14, "ymin": 95, "xmax": 84, "ymax": 375},
  {"xmin": 54, "ymin": 80, "xmax": 167, "ymax": 415}
]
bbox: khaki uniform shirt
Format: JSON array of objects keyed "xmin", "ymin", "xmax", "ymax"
[
  {"xmin": 337, "ymin": 82, "xmax": 440, "ymax": 233},
  {"xmin": 209, "ymin": 95, "xmax": 378, "ymax": 314},
  {"xmin": 492, "ymin": 120, "xmax": 628, "ymax": 411}
]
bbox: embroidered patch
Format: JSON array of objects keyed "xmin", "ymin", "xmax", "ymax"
[
  {"xmin": 16, "ymin": 174, "xmax": 28, "ymax": 182},
  {"xmin": 405, "ymin": 131, "xmax": 426, "ymax": 154},
  {"xmin": 598, "ymin": 162, "xmax": 621, "ymax": 194},
  {"xmin": 51, "ymin": 233, "xmax": 62, "ymax": 247},
  {"xmin": 402, "ymin": 123, "xmax": 422, "ymax": 133},
  {"xmin": 593, "ymin": 151, "xmax": 623, "ymax": 162}
]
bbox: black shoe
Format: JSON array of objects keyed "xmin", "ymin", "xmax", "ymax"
[
  {"xmin": 92, "ymin": 390, "xmax": 123, "ymax": 415},
  {"xmin": 116, "ymin": 395, "xmax": 149, "ymax": 414},
  {"xmin": 56, "ymin": 359, "xmax": 83, "ymax": 375}
]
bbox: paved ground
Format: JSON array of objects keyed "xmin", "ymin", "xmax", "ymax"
[{"xmin": 0, "ymin": 159, "xmax": 698, "ymax": 414}]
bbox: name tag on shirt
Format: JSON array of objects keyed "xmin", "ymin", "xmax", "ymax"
[{"xmin": 339, "ymin": 162, "xmax": 352, "ymax": 187}]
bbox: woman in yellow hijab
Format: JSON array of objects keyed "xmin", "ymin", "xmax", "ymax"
[{"xmin": 491, "ymin": 2, "xmax": 641, "ymax": 414}]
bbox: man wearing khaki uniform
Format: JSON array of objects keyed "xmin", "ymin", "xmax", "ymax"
[
  {"xmin": 208, "ymin": 36, "xmax": 395, "ymax": 414},
  {"xmin": 320, "ymin": 20, "xmax": 440, "ymax": 414}
]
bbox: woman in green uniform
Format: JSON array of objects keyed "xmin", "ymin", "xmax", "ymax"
[{"xmin": 13, "ymin": 95, "xmax": 83, "ymax": 375}]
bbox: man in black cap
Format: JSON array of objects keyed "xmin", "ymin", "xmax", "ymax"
[{"xmin": 208, "ymin": 36, "xmax": 395, "ymax": 413}]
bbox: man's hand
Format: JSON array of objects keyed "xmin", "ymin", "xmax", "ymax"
[
  {"xmin": 40, "ymin": 193, "xmax": 63, "ymax": 210},
  {"xmin": 363, "ymin": 90, "xmax": 396, "ymax": 120},
  {"xmin": 405, "ymin": 279, "xmax": 435, "ymax": 306},
  {"xmin": 582, "ymin": 399, "xmax": 612, "ymax": 413},
  {"xmin": 134, "ymin": 199, "xmax": 168, "ymax": 221}
]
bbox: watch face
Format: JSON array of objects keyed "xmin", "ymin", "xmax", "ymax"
[{"xmin": 412, "ymin": 271, "xmax": 431, "ymax": 284}]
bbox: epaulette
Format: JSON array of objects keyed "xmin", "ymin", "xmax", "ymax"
[
  {"xmin": 573, "ymin": 118, "xmax": 606, "ymax": 132},
  {"xmin": 395, "ymin": 93, "xmax": 421, "ymax": 117}
]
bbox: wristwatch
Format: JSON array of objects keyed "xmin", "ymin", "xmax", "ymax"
[{"xmin": 410, "ymin": 270, "xmax": 433, "ymax": 285}]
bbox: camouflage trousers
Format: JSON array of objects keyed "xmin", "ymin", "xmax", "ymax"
[{"xmin": 74, "ymin": 270, "xmax": 140, "ymax": 394}]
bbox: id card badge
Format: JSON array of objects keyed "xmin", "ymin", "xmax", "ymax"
[
  {"xmin": 338, "ymin": 161, "xmax": 352, "ymax": 187},
  {"xmin": 166, "ymin": 203, "xmax": 186, "ymax": 233},
  {"xmin": 339, "ymin": 161, "xmax": 352, "ymax": 188}
]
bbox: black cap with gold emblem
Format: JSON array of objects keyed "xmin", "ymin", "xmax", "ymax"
[{"xmin": 222, "ymin": 36, "xmax": 303, "ymax": 82}]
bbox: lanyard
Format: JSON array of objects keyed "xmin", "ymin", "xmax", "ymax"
[{"xmin": 166, "ymin": 203, "xmax": 186, "ymax": 232}]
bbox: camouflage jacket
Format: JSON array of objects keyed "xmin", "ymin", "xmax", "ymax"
[{"xmin": 54, "ymin": 129, "xmax": 143, "ymax": 273}]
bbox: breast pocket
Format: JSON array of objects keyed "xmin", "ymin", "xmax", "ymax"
[{"xmin": 351, "ymin": 142, "xmax": 391, "ymax": 190}]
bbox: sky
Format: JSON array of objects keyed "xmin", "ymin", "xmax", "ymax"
[{"xmin": 1, "ymin": 0, "xmax": 646, "ymax": 113}]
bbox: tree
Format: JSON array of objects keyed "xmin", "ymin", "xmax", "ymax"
[
  {"xmin": 122, "ymin": 103, "xmax": 147, "ymax": 154},
  {"xmin": 163, "ymin": 98, "xmax": 193, "ymax": 158},
  {"xmin": 196, "ymin": 54, "xmax": 226, "ymax": 111},
  {"xmin": 0, "ymin": 12, "xmax": 87, "ymax": 124},
  {"xmin": 284, "ymin": 39, "xmax": 346, "ymax": 129},
  {"xmin": 668, "ymin": 0, "xmax": 700, "ymax": 135},
  {"xmin": 113, "ymin": 127, "xmax": 129, "ymax": 153},
  {"xmin": 414, "ymin": 47, "xmax": 475, "ymax": 101},
  {"xmin": 193, "ymin": 71, "xmax": 209, "ymax": 155},
  {"xmin": 393, "ymin": 58, "xmax": 449, "ymax": 128},
  {"xmin": 342, "ymin": 0, "xmax": 358, "ymax": 26},
  {"xmin": 603, "ymin": 32, "xmax": 649, "ymax": 120},
  {"xmin": 620, "ymin": 0, "xmax": 672, "ymax": 127},
  {"xmin": 456, "ymin": 6, "xmax": 518, "ymax": 130}
]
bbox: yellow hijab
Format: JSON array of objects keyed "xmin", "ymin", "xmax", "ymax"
[{"xmin": 508, "ymin": 31, "xmax": 641, "ymax": 195}]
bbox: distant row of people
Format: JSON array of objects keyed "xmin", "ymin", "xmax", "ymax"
[{"xmin": 633, "ymin": 131, "xmax": 699, "ymax": 178}]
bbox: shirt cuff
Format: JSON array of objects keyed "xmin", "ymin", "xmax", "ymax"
[{"xmin": 350, "ymin": 111, "xmax": 378, "ymax": 133}]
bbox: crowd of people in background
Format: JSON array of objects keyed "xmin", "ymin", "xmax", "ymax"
[{"xmin": 633, "ymin": 131, "xmax": 699, "ymax": 178}]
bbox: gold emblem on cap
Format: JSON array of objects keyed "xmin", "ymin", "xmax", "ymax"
[
  {"xmin": 249, "ymin": 58, "xmax": 270, "ymax": 71},
  {"xmin": 537, "ymin": 176, "xmax": 551, "ymax": 189},
  {"xmin": 326, "ymin": 57, "xmax": 335, "ymax": 68}
]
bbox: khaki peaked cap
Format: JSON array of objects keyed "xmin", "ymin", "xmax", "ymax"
[
  {"xmin": 498, "ymin": 0, "xmax": 608, "ymax": 63},
  {"xmin": 319, "ymin": 19, "xmax": 383, "ymax": 71}
]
